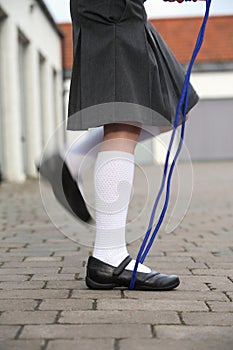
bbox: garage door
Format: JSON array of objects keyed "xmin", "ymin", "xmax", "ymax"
[{"xmin": 179, "ymin": 99, "xmax": 233, "ymax": 161}]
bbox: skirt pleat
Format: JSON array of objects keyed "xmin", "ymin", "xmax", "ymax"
[{"xmin": 67, "ymin": 0, "xmax": 199, "ymax": 130}]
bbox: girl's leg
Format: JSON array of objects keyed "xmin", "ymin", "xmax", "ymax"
[
  {"xmin": 62, "ymin": 114, "xmax": 190, "ymax": 179},
  {"xmin": 62, "ymin": 125, "xmax": 160, "ymax": 179},
  {"xmin": 92, "ymin": 123, "xmax": 152, "ymax": 273}
]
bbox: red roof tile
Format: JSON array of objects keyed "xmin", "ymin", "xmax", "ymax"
[
  {"xmin": 59, "ymin": 15, "xmax": 233, "ymax": 69},
  {"xmin": 150, "ymin": 15, "xmax": 233, "ymax": 64},
  {"xmin": 59, "ymin": 23, "xmax": 73, "ymax": 70}
]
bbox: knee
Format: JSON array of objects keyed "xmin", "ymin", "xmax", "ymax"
[
  {"xmin": 101, "ymin": 123, "xmax": 142, "ymax": 153},
  {"xmin": 103, "ymin": 123, "xmax": 142, "ymax": 140}
]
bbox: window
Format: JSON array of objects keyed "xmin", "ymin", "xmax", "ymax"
[
  {"xmin": 38, "ymin": 53, "xmax": 46, "ymax": 148},
  {"xmin": 0, "ymin": 9, "xmax": 7, "ymax": 180},
  {"xmin": 53, "ymin": 69, "xmax": 58, "ymax": 114},
  {"xmin": 52, "ymin": 68, "xmax": 59, "ymax": 147},
  {"xmin": 18, "ymin": 30, "xmax": 29, "ymax": 174}
]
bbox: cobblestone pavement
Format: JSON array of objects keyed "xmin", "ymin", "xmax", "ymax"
[{"xmin": 0, "ymin": 162, "xmax": 232, "ymax": 350}]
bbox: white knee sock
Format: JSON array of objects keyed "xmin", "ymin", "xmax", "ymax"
[
  {"xmin": 93, "ymin": 150, "xmax": 151, "ymax": 273},
  {"xmin": 61, "ymin": 126, "xmax": 159, "ymax": 180}
]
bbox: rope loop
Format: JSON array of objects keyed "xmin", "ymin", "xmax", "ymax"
[{"xmin": 129, "ymin": 0, "xmax": 212, "ymax": 290}]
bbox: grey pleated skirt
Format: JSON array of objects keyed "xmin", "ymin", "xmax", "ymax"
[{"xmin": 67, "ymin": 0, "xmax": 199, "ymax": 130}]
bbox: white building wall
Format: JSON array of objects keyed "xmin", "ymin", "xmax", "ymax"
[
  {"xmin": 0, "ymin": 0, "xmax": 64, "ymax": 182},
  {"xmin": 190, "ymin": 71, "xmax": 233, "ymax": 99},
  {"xmin": 1, "ymin": 15, "xmax": 25, "ymax": 182},
  {"xmin": 0, "ymin": 0, "xmax": 61, "ymax": 69}
]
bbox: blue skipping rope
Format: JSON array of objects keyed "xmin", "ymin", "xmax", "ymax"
[{"xmin": 129, "ymin": 0, "xmax": 212, "ymax": 290}]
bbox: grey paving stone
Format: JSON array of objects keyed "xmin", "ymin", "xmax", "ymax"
[
  {"xmin": 155, "ymin": 325, "xmax": 233, "ymax": 340},
  {"xmin": 119, "ymin": 338, "xmax": 233, "ymax": 350},
  {"xmin": 0, "ymin": 311, "xmax": 58, "ymax": 325},
  {"xmin": 71, "ymin": 289, "xmax": 122, "ymax": 299},
  {"xmin": 0, "ymin": 243, "xmax": 26, "ymax": 248},
  {"xmin": 0, "ymin": 251, "xmax": 53, "ymax": 257},
  {"xmin": 97, "ymin": 299, "xmax": 208, "ymax": 312},
  {"xmin": 0, "ymin": 275, "xmax": 30, "ymax": 282},
  {"xmin": 0, "ymin": 290, "xmax": 69, "ymax": 299},
  {"xmin": 31, "ymin": 273, "xmax": 76, "ymax": 281},
  {"xmin": 0, "ymin": 281, "xmax": 45, "ymax": 290},
  {"xmin": 45, "ymin": 281, "xmax": 85, "ymax": 290},
  {"xmin": 191, "ymin": 269, "xmax": 233, "ymax": 277},
  {"xmin": 0, "ymin": 257, "xmax": 23, "ymax": 263},
  {"xmin": 0, "ymin": 340, "xmax": 45, "ymax": 350},
  {"xmin": 2, "ymin": 261, "xmax": 64, "ymax": 268},
  {"xmin": 208, "ymin": 301, "xmax": 233, "ymax": 312},
  {"xmin": 61, "ymin": 257, "xmax": 94, "ymax": 266},
  {"xmin": 123, "ymin": 290, "xmax": 228, "ymax": 301},
  {"xmin": 39, "ymin": 299, "xmax": 93, "ymax": 311},
  {"xmin": 24, "ymin": 257, "xmax": 62, "ymax": 262},
  {"xmin": 194, "ymin": 256, "xmax": 233, "ymax": 264},
  {"xmin": 204, "ymin": 262, "xmax": 233, "ymax": 269},
  {"xmin": 0, "ymin": 267, "xmax": 59, "ymax": 275},
  {"xmin": 0, "ymin": 299, "xmax": 38, "ymax": 311},
  {"xmin": 0, "ymin": 325, "xmax": 20, "ymax": 339},
  {"xmin": 226, "ymin": 292, "xmax": 233, "ymax": 300},
  {"xmin": 60, "ymin": 267, "xmax": 84, "ymax": 274},
  {"xmin": 178, "ymin": 276, "xmax": 233, "ymax": 291},
  {"xmin": 59, "ymin": 310, "xmax": 180, "ymax": 324},
  {"xmin": 52, "ymin": 251, "xmax": 85, "ymax": 257},
  {"xmin": 182, "ymin": 312, "xmax": 233, "ymax": 326},
  {"xmin": 46, "ymin": 339, "xmax": 114, "ymax": 350},
  {"xmin": 20, "ymin": 324, "xmax": 151, "ymax": 339},
  {"xmin": 0, "ymin": 249, "xmax": 10, "ymax": 254},
  {"xmin": 24, "ymin": 246, "xmax": 77, "ymax": 252}
]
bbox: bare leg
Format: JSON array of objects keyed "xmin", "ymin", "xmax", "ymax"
[{"xmin": 101, "ymin": 123, "xmax": 142, "ymax": 153}]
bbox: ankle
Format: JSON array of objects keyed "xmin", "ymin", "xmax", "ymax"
[{"xmin": 92, "ymin": 248, "xmax": 129, "ymax": 267}]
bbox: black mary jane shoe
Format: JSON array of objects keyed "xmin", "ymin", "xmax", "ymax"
[
  {"xmin": 38, "ymin": 153, "xmax": 91, "ymax": 223},
  {"xmin": 85, "ymin": 255, "xmax": 180, "ymax": 290}
]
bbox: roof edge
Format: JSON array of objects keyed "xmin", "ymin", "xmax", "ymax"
[
  {"xmin": 36, "ymin": 0, "xmax": 64, "ymax": 38},
  {"xmin": 149, "ymin": 14, "xmax": 233, "ymax": 22},
  {"xmin": 185, "ymin": 61, "xmax": 233, "ymax": 73}
]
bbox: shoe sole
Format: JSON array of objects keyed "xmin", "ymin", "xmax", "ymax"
[
  {"xmin": 39, "ymin": 155, "xmax": 91, "ymax": 222},
  {"xmin": 86, "ymin": 277, "xmax": 118, "ymax": 290},
  {"xmin": 85, "ymin": 276, "xmax": 180, "ymax": 291}
]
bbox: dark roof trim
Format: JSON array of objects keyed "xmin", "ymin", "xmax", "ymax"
[
  {"xmin": 182, "ymin": 62, "xmax": 233, "ymax": 73},
  {"xmin": 36, "ymin": 0, "xmax": 64, "ymax": 38},
  {"xmin": 63, "ymin": 68, "xmax": 72, "ymax": 80}
]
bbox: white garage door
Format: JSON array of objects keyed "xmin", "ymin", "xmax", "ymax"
[{"xmin": 179, "ymin": 99, "xmax": 233, "ymax": 161}]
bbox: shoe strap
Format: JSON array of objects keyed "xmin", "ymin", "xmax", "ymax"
[{"xmin": 113, "ymin": 255, "xmax": 132, "ymax": 276}]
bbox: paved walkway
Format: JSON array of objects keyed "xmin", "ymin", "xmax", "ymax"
[{"xmin": 0, "ymin": 162, "xmax": 232, "ymax": 350}]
